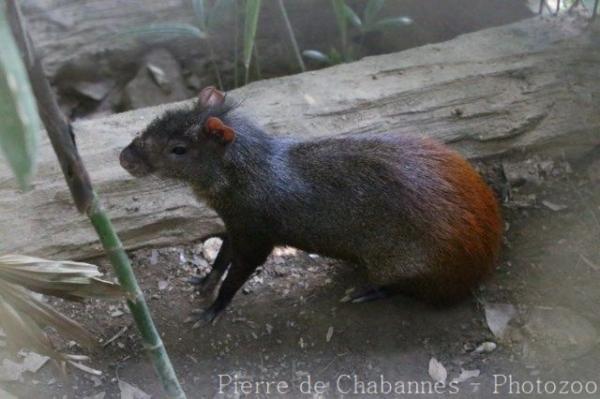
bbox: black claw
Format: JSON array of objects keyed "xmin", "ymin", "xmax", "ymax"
[
  {"xmin": 188, "ymin": 305, "xmax": 223, "ymax": 328},
  {"xmin": 341, "ymin": 287, "xmax": 390, "ymax": 304}
]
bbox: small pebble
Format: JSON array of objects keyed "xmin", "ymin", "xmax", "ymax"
[{"xmin": 475, "ymin": 341, "xmax": 497, "ymax": 353}]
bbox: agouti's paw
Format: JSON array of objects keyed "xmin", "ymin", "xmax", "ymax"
[{"xmin": 185, "ymin": 305, "xmax": 223, "ymax": 328}]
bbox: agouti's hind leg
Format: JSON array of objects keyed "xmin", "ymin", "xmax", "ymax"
[{"xmin": 340, "ymin": 286, "xmax": 391, "ymax": 303}]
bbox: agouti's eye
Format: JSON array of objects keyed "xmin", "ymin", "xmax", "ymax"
[{"xmin": 171, "ymin": 146, "xmax": 187, "ymax": 155}]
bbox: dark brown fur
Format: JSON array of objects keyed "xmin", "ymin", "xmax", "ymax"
[{"xmin": 120, "ymin": 89, "xmax": 503, "ymax": 322}]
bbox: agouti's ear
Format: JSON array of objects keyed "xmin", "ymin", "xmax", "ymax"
[
  {"xmin": 204, "ymin": 117, "xmax": 235, "ymax": 144},
  {"xmin": 199, "ymin": 86, "xmax": 225, "ymax": 108}
]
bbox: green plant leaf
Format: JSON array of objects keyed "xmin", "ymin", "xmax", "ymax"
[
  {"xmin": 331, "ymin": 0, "xmax": 347, "ymax": 50},
  {"xmin": 364, "ymin": 0, "xmax": 385, "ymax": 26},
  {"xmin": 0, "ymin": 5, "xmax": 42, "ymax": 190},
  {"xmin": 302, "ymin": 50, "xmax": 331, "ymax": 64},
  {"xmin": 371, "ymin": 15, "xmax": 413, "ymax": 31},
  {"xmin": 328, "ymin": 47, "xmax": 345, "ymax": 64},
  {"xmin": 243, "ymin": 0, "xmax": 262, "ymax": 74},
  {"xmin": 192, "ymin": 0, "xmax": 207, "ymax": 30},
  {"xmin": 118, "ymin": 23, "xmax": 207, "ymax": 41},
  {"xmin": 342, "ymin": 3, "xmax": 362, "ymax": 29},
  {"xmin": 207, "ymin": 0, "xmax": 236, "ymax": 29}
]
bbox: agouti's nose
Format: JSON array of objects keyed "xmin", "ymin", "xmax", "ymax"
[
  {"xmin": 119, "ymin": 147, "xmax": 135, "ymax": 171},
  {"xmin": 119, "ymin": 145, "xmax": 149, "ymax": 177}
]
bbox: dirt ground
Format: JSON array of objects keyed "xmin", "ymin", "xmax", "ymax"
[{"xmin": 2, "ymin": 153, "xmax": 600, "ymax": 399}]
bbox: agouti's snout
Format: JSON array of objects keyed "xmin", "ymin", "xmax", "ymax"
[{"xmin": 119, "ymin": 141, "xmax": 153, "ymax": 177}]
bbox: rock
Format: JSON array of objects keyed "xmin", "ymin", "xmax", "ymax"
[
  {"xmin": 326, "ymin": 326, "xmax": 334, "ymax": 343},
  {"xmin": 451, "ymin": 369, "xmax": 480, "ymax": 384},
  {"xmin": 507, "ymin": 193, "xmax": 537, "ymax": 209},
  {"xmin": 146, "ymin": 64, "xmax": 169, "ymax": 90},
  {"xmin": 541, "ymin": 200, "xmax": 568, "ymax": 212},
  {"xmin": 428, "ymin": 358, "xmax": 447, "ymax": 384},
  {"xmin": 118, "ymin": 379, "xmax": 151, "ymax": 399},
  {"xmin": 191, "ymin": 255, "xmax": 209, "ymax": 269},
  {"xmin": 0, "ymin": 352, "xmax": 49, "ymax": 382},
  {"xmin": 72, "ymin": 81, "xmax": 113, "ymax": 102},
  {"xmin": 202, "ymin": 237, "xmax": 223, "ymax": 264},
  {"xmin": 502, "ymin": 160, "xmax": 542, "ymax": 187},
  {"xmin": 149, "ymin": 249, "xmax": 158, "ymax": 265},
  {"xmin": 537, "ymin": 160, "xmax": 554, "ymax": 175},
  {"xmin": 475, "ymin": 342, "xmax": 497, "ymax": 353},
  {"xmin": 121, "ymin": 49, "xmax": 192, "ymax": 110},
  {"xmin": 86, "ymin": 88, "xmax": 124, "ymax": 120},
  {"xmin": 521, "ymin": 307, "xmax": 598, "ymax": 361},
  {"xmin": 272, "ymin": 247, "xmax": 298, "ymax": 257},
  {"xmin": 184, "ymin": 72, "xmax": 205, "ymax": 91},
  {"xmin": 272, "ymin": 264, "xmax": 289, "ymax": 277},
  {"xmin": 484, "ymin": 303, "xmax": 517, "ymax": 339}
]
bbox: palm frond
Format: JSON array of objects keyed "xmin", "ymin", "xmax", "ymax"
[
  {"xmin": 0, "ymin": 254, "xmax": 125, "ymax": 363},
  {"xmin": 0, "ymin": 254, "xmax": 123, "ymax": 301}
]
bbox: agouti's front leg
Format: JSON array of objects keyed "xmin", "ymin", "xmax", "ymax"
[
  {"xmin": 189, "ymin": 240, "xmax": 273, "ymax": 327},
  {"xmin": 189, "ymin": 235, "xmax": 232, "ymax": 302}
]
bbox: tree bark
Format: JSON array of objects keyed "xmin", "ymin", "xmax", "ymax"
[{"xmin": 2, "ymin": 15, "xmax": 599, "ymax": 260}]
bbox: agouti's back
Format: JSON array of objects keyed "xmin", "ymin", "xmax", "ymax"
[{"xmin": 259, "ymin": 135, "xmax": 503, "ymax": 303}]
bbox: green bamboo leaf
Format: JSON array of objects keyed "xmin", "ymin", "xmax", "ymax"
[
  {"xmin": 370, "ymin": 15, "xmax": 413, "ymax": 31},
  {"xmin": 243, "ymin": 0, "xmax": 262, "ymax": 81},
  {"xmin": 364, "ymin": 0, "xmax": 385, "ymax": 26},
  {"xmin": 0, "ymin": 5, "xmax": 42, "ymax": 190},
  {"xmin": 302, "ymin": 50, "xmax": 331, "ymax": 64},
  {"xmin": 343, "ymin": 3, "xmax": 362, "ymax": 29},
  {"xmin": 119, "ymin": 23, "xmax": 207, "ymax": 40}
]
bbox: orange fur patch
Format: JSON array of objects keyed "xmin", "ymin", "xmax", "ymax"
[{"xmin": 424, "ymin": 140, "xmax": 503, "ymax": 301}]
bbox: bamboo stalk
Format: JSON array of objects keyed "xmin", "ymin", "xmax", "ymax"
[{"xmin": 4, "ymin": 1, "xmax": 187, "ymax": 397}]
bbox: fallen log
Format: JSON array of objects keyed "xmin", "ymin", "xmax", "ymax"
[{"xmin": 1, "ymin": 15, "xmax": 599, "ymax": 260}]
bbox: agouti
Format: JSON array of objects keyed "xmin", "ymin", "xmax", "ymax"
[{"xmin": 120, "ymin": 86, "xmax": 503, "ymax": 324}]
